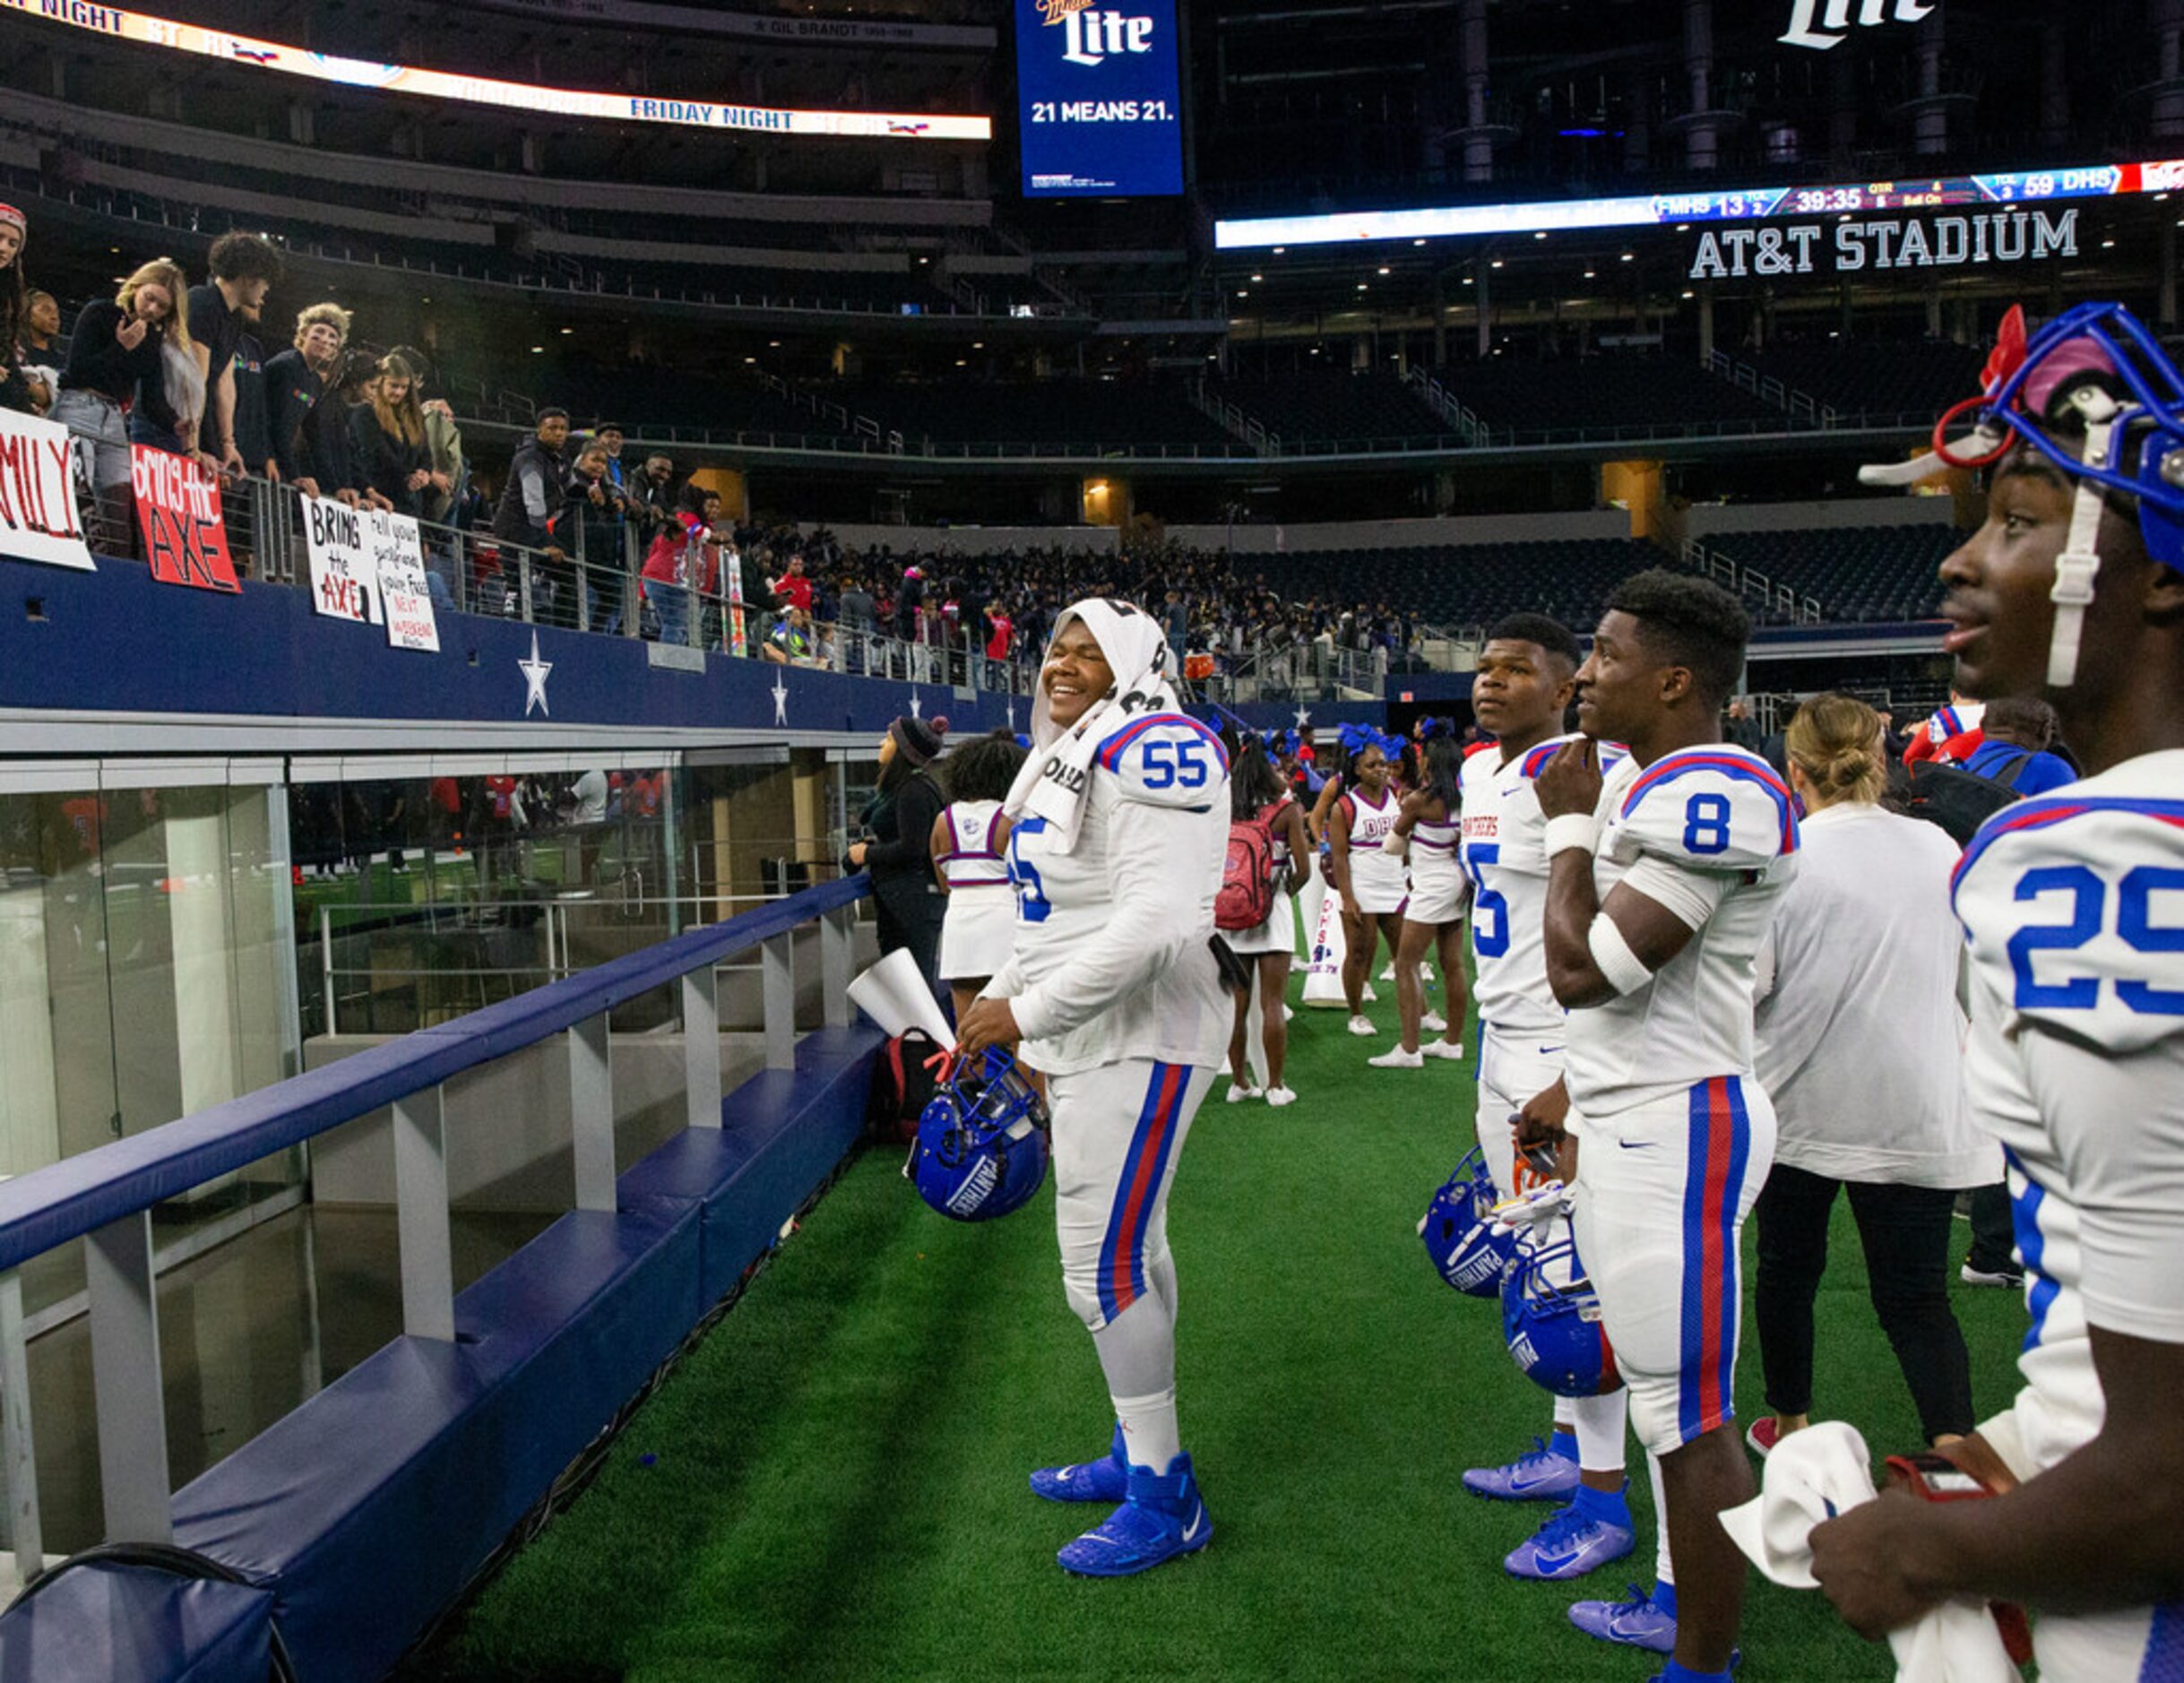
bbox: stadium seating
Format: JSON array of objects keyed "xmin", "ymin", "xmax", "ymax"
[
  {"xmin": 1736, "ymin": 340, "xmax": 1984, "ymax": 425},
  {"xmin": 1211, "ymin": 372, "xmax": 1461, "ymax": 449},
  {"xmin": 1235, "ymin": 538, "xmax": 1662, "ymax": 629},
  {"xmin": 1701, "ymin": 522, "xmax": 1959, "ymax": 622},
  {"xmin": 828, "ymin": 382, "xmax": 1238, "ymax": 451},
  {"xmin": 1437, "ymin": 354, "xmax": 1788, "ymax": 442}
]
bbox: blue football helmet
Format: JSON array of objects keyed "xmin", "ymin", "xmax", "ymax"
[
  {"xmin": 1420, "ymin": 1147, "xmax": 1515, "ymax": 1299},
  {"xmin": 1501, "ymin": 1222, "xmax": 1620, "ymax": 1398},
  {"xmin": 1863, "ymin": 301, "xmax": 2184, "ymax": 687},
  {"xmin": 909, "ymin": 1047, "xmax": 1049, "ymax": 1222}
]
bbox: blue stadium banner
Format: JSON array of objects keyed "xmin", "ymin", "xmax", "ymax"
[{"xmin": 1017, "ymin": 0, "xmax": 1184, "ymax": 197}]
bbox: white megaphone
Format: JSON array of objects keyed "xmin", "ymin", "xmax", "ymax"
[{"xmin": 846, "ymin": 947, "xmax": 956, "ymax": 1049}]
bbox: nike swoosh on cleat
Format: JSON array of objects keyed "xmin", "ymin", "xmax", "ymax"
[{"xmin": 1182, "ymin": 1506, "xmax": 1205, "ymax": 1543}]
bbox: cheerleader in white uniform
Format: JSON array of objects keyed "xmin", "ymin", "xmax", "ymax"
[
  {"xmin": 1325, "ymin": 731, "xmax": 1407, "ymax": 1036},
  {"xmin": 1371, "ymin": 724, "xmax": 1472, "ymax": 1067},
  {"xmin": 1222, "ymin": 735, "xmax": 1312, "ymax": 1106},
  {"xmin": 928, "ymin": 729, "xmax": 1029, "ymax": 1023}
]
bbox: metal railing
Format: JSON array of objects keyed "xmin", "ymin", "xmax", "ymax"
[
  {"xmin": 1680, "ymin": 537, "xmax": 1826, "ymax": 626},
  {"xmin": 45, "ymin": 421, "xmax": 1038, "ymax": 693},
  {"xmin": 0, "ymin": 875, "xmax": 869, "ymax": 1570}
]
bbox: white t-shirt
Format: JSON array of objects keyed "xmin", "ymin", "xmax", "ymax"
[
  {"xmin": 1953, "ymin": 749, "xmax": 2184, "ymax": 1477},
  {"xmin": 986, "ymin": 714, "xmax": 1231, "ymax": 1077},
  {"xmin": 1753, "ymin": 802, "xmax": 2000, "ymax": 1187},
  {"xmin": 1461, "ymin": 734, "xmax": 1627, "ymax": 1039},
  {"xmin": 1564, "ymin": 744, "xmax": 1799, "ymax": 1122},
  {"xmin": 572, "ymin": 770, "xmax": 609, "ymax": 824}
]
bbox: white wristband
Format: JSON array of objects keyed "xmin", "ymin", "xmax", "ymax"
[
  {"xmin": 1543, "ymin": 814, "xmax": 1598, "ymax": 859},
  {"xmin": 1587, "ymin": 912, "xmax": 1653, "ymax": 997}
]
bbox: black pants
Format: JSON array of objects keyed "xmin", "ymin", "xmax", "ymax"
[
  {"xmin": 873, "ymin": 883, "xmax": 946, "ymax": 1008},
  {"xmin": 1965, "ymin": 1181, "xmax": 2017, "ymax": 1275},
  {"xmin": 1754, "ymin": 1163, "xmax": 1975, "ymax": 1443}
]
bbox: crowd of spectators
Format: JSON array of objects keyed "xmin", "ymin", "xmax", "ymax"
[{"xmin": 0, "ymin": 212, "xmax": 1481, "ymax": 681}]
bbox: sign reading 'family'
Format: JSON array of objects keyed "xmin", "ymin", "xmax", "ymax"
[{"xmin": 1688, "ymin": 208, "xmax": 2078, "ymax": 280}]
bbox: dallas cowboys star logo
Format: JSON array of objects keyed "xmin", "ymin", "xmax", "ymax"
[
  {"xmin": 909, "ymin": 692, "xmax": 922, "ymax": 720},
  {"xmin": 771, "ymin": 673, "xmax": 790, "ymax": 727},
  {"xmin": 520, "ymin": 632, "xmax": 553, "ymax": 718},
  {"xmin": 1293, "ymin": 704, "xmax": 1311, "ymax": 728}
]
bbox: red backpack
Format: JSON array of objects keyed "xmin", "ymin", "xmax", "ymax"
[{"xmin": 1215, "ymin": 801, "xmax": 1282, "ymax": 932}]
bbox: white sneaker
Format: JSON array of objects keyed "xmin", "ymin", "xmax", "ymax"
[
  {"xmin": 1421, "ymin": 1011, "xmax": 1447, "ymax": 1033},
  {"xmin": 1283, "ymin": 1005, "xmax": 1295, "ymax": 1022},
  {"xmin": 1265, "ymin": 1085, "xmax": 1299, "ymax": 1107},
  {"xmin": 1378, "ymin": 964, "xmax": 1397, "ymax": 983},
  {"xmin": 1368, "ymin": 1046, "xmax": 1424, "ymax": 1069},
  {"xmin": 1226, "ymin": 1080, "xmax": 1258, "ymax": 1104},
  {"xmin": 1347, "ymin": 1014, "xmax": 1377, "ymax": 1037},
  {"xmin": 1362, "ymin": 983, "xmax": 1379, "ymax": 1003},
  {"xmin": 1420, "ymin": 1040, "xmax": 1467, "ymax": 1061}
]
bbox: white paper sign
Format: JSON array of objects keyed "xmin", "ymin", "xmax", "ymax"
[
  {"xmin": 1299, "ymin": 868, "xmax": 1351, "ymax": 1006},
  {"xmin": 300, "ymin": 495, "xmax": 382, "ymax": 625},
  {"xmin": 0, "ymin": 408, "xmax": 95, "ymax": 571},
  {"xmin": 370, "ymin": 510, "xmax": 440, "ymax": 652}
]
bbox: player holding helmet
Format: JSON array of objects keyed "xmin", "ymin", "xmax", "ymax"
[
  {"xmin": 957, "ymin": 599, "xmax": 1233, "ymax": 1579},
  {"xmin": 1452, "ymin": 614, "xmax": 1644, "ymax": 1593},
  {"xmin": 1808, "ymin": 303, "xmax": 2184, "ymax": 1679},
  {"xmin": 1529, "ymin": 571, "xmax": 1798, "ymax": 1683}
]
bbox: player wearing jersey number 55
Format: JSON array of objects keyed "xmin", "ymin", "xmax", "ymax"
[
  {"xmin": 1529, "ymin": 570, "xmax": 1797, "ymax": 1683},
  {"xmin": 957, "ymin": 600, "xmax": 1231, "ymax": 1579},
  {"xmin": 1807, "ymin": 303, "xmax": 2184, "ymax": 1682}
]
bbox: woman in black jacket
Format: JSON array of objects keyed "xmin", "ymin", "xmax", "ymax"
[
  {"xmin": 846, "ymin": 714, "xmax": 951, "ymax": 1003},
  {"xmin": 349, "ymin": 352, "xmax": 433, "ymax": 518}
]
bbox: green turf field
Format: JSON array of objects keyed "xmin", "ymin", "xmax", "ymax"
[{"xmin": 410, "ymin": 962, "xmax": 2028, "ymax": 1682}]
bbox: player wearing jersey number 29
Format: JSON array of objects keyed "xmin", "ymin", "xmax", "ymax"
[{"xmin": 1808, "ymin": 305, "xmax": 2184, "ymax": 1681}]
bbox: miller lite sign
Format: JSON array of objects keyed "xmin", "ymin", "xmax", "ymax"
[
  {"xmin": 1016, "ymin": 0, "xmax": 1183, "ymax": 197},
  {"xmin": 1781, "ymin": 0, "xmax": 1937, "ymax": 50}
]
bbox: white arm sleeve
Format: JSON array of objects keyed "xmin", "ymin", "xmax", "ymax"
[
  {"xmin": 2025, "ymin": 1031, "xmax": 2184, "ymax": 1345},
  {"xmin": 1614, "ymin": 852, "xmax": 1733, "ymax": 932},
  {"xmin": 1008, "ymin": 797, "xmax": 1206, "ymax": 1042}
]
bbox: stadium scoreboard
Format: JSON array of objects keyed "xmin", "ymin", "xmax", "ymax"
[
  {"xmin": 1016, "ymin": 0, "xmax": 1185, "ymax": 198},
  {"xmin": 1216, "ymin": 160, "xmax": 2184, "ymax": 249}
]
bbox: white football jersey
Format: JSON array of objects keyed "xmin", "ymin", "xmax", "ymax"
[
  {"xmin": 1952, "ymin": 749, "xmax": 2184, "ymax": 1478},
  {"xmin": 1459, "ymin": 735, "xmax": 1627, "ymax": 1038},
  {"xmin": 1564, "ymin": 744, "xmax": 1800, "ymax": 1121},
  {"xmin": 988, "ymin": 712, "xmax": 1232, "ymax": 1078}
]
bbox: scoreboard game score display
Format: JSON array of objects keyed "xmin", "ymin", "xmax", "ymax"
[{"xmin": 1016, "ymin": 0, "xmax": 1185, "ymax": 197}]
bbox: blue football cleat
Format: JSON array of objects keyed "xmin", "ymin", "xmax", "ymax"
[
  {"xmin": 1463, "ymin": 1436, "xmax": 1580, "ymax": 1502},
  {"xmin": 1031, "ymin": 1423, "xmax": 1129, "ymax": 1504},
  {"xmin": 1057, "ymin": 1454, "xmax": 1212, "ymax": 1577},
  {"xmin": 1568, "ymin": 1582, "xmax": 1678, "ymax": 1655},
  {"xmin": 1505, "ymin": 1501, "xmax": 1636, "ymax": 1581}
]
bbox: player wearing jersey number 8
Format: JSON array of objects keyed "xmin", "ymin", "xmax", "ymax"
[{"xmin": 1532, "ymin": 571, "xmax": 1795, "ymax": 1683}]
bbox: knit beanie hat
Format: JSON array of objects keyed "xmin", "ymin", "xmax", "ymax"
[{"xmin": 890, "ymin": 714, "xmax": 949, "ymax": 766}]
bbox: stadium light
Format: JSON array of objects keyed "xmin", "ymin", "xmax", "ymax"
[{"xmin": 9, "ymin": 3, "xmax": 989, "ymax": 141}]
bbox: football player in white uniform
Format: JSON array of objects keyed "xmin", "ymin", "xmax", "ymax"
[
  {"xmin": 1809, "ymin": 304, "xmax": 2184, "ymax": 1678},
  {"xmin": 1455, "ymin": 615, "xmax": 1644, "ymax": 1592},
  {"xmin": 958, "ymin": 599, "xmax": 1233, "ymax": 1579},
  {"xmin": 1530, "ymin": 571, "xmax": 1797, "ymax": 1683}
]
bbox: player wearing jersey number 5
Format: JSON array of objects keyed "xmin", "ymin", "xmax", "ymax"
[
  {"xmin": 1530, "ymin": 570, "xmax": 1797, "ymax": 1683},
  {"xmin": 1806, "ymin": 303, "xmax": 2184, "ymax": 1681},
  {"xmin": 957, "ymin": 600, "xmax": 1232, "ymax": 1579}
]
